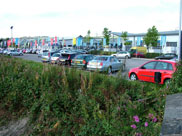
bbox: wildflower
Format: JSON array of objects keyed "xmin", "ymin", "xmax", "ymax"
[
  {"xmin": 144, "ymin": 122, "xmax": 148, "ymax": 127},
  {"xmin": 152, "ymin": 117, "xmax": 157, "ymax": 122},
  {"xmin": 133, "ymin": 115, "xmax": 140, "ymax": 122},
  {"xmin": 131, "ymin": 124, "xmax": 137, "ymax": 129}
]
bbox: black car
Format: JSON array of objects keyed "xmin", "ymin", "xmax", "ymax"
[
  {"xmin": 71, "ymin": 54, "xmax": 94, "ymax": 69},
  {"xmin": 58, "ymin": 52, "xmax": 79, "ymax": 66},
  {"xmin": 155, "ymin": 53, "xmax": 178, "ymax": 60}
]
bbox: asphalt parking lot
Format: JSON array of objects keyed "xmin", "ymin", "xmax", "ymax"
[{"xmin": 15, "ymin": 54, "xmax": 151, "ymax": 78}]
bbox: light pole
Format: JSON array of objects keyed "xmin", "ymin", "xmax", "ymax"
[
  {"xmin": 179, "ymin": 0, "xmax": 182, "ymax": 61},
  {"xmin": 10, "ymin": 26, "xmax": 13, "ymax": 47}
]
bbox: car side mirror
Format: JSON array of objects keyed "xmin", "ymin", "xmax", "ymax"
[{"xmin": 140, "ymin": 66, "xmax": 145, "ymax": 69}]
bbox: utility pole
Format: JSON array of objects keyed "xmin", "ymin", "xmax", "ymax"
[
  {"xmin": 10, "ymin": 26, "xmax": 13, "ymax": 47},
  {"xmin": 179, "ymin": 0, "xmax": 182, "ymax": 61}
]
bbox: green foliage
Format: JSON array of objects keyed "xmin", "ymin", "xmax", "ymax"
[
  {"xmin": 0, "ymin": 56, "xmax": 181, "ymax": 135},
  {"xmin": 103, "ymin": 28, "xmax": 110, "ymax": 45},
  {"xmin": 145, "ymin": 53, "xmax": 161, "ymax": 58},
  {"xmin": 143, "ymin": 26, "xmax": 159, "ymax": 50},
  {"xmin": 121, "ymin": 31, "xmax": 129, "ymax": 46}
]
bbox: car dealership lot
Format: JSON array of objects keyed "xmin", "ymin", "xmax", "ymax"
[{"xmin": 15, "ymin": 54, "xmax": 150, "ymax": 76}]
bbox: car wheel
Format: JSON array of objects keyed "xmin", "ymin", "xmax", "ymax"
[
  {"xmin": 107, "ymin": 67, "xmax": 112, "ymax": 74},
  {"xmin": 125, "ymin": 55, "xmax": 129, "ymax": 59},
  {"xmin": 164, "ymin": 79, "xmax": 170, "ymax": 86},
  {"xmin": 130, "ymin": 73, "xmax": 138, "ymax": 81}
]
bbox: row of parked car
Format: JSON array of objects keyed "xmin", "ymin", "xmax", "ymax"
[
  {"xmin": 0, "ymin": 48, "xmax": 23, "ymax": 56},
  {"xmin": 40, "ymin": 49, "xmax": 125, "ymax": 74}
]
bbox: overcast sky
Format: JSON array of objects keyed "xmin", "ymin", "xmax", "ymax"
[{"xmin": 0, "ymin": 0, "xmax": 180, "ymax": 38}]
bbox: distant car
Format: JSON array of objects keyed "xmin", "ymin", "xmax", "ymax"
[
  {"xmin": 87, "ymin": 56, "xmax": 124, "ymax": 74},
  {"xmin": 71, "ymin": 54, "xmax": 94, "ymax": 69},
  {"xmin": 132, "ymin": 52, "xmax": 145, "ymax": 58},
  {"xmin": 41, "ymin": 51, "xmax": 50, "ymax": 63},
  {"xmin": 58, "ymin": 53, "xmax": 78, "ymax": 66},
  {"xmin": 7, "ymin": 50, "xmax": 23, "ymax": 56},
  {"xmin": 128, "ymin": 60, "xmax": 177, "ymax": 84},
  {"xmin": 50, "ymin": 53, "xmax": 61, "ymax": 64},
  {"xmin": 155, "ymin": 53, "xmax": 178, "ymax": 60},
  {"xmin": 111, "ymin": 51, "xmax": 131, "ymax": 59}
]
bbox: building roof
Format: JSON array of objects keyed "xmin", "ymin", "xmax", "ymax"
[{"xmin": 112, "ymin": 30, "xmax": 179, "ymax": 37}]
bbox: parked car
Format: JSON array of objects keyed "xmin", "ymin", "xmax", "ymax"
[
  {"xmin": 41, "ymin": 51, "xmax": 50, "ymax": 63},
  {"xmin": 111, "ymin": 51, "xmax": 131, "ymax": 59},
  {"xmin": 87, "ymin": 56, "xmax": 124, "ymax": 74},
  {"xmin": 50, "ymin": 53, "xmax": 61, "ymax": 64},
  {"xmin": 7, "ymin": 50, "xmax": 23, "ymax": 56},
  {"xmin": 128, "ymin": 60, "xmax": 177, "ymax": 84},
  {"xmin": 155, "ymin": 53, "xmax": 178, "ymax": 60},
  {"xmin": 71, "ymin": 54, "xmax": 94, "ymax": 69},
  {"xmin": 132, "ymin": 52, "xmax": 145, "ymax": 58},
  {"xmin": 58, "ymin": 52, "xmax": 78, "ymax": 66}
]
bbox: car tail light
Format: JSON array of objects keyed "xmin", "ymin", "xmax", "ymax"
[
  {"xmin": 71, "ymin": 60, "xmax": 72, "ymax": 63},
  {"xmin": 83, "ymin": 60, "xmax": 86, "ymax": 64},
  {"xmin": 48, "ymin": 52, "xmax": 50, "ymax": 57},
  {"xmin": 100, "ymin": 62, "xmax": 103, "ymax": 66},
  {"xmin": 68, "ymin": 55, "xmax": 71, "ymax": 60}
]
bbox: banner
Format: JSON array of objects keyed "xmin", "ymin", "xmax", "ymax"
[
  {"xmin": 160, "ymin": 36, "xmax": 166, "ymax": 47},
  {"xmin": 42, "ymin": 39, "xmax": 45, "ymax": 45},
  {"xmin": 137, "ymin": 37, "xmax": 141, "ymax": 46},
  {"xmin": 7, "ymin": 40, "xmax": 11, "ymax": 46},
  {"xmin": 103, "ymin": 38, "xmax": 106, "ymax": 46},
  {"xmin": 76, "ymin": 37, "xmax": 83, "ymax": 46},
  {"xmin": 73, "ymin": 38, "xmax": 76, "ymax": 45},
  {"xmin": 35, "ymin": 40, "xmax": 37, "ymax": 46},
  {"xmin": 51, "ymin": 38, "xmax": 53, "ymax": 45},
  {"xmin": 117, "ymin": 37, "xmax": 121, "ymax": 46},
  {"xmin": 90, "ymin": 39, "xmax": 93, "ymax": 46},
  {"xmin": 15, "ymin": 38, "xmax": 19, "ymax": 45},
  {"xmin": 55, "ymin": 36, "xmax": 57, "ymax": 44}
]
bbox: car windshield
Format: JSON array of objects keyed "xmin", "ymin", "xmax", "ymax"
[
  {"xmin": 94, "ymin": 56, "xmax": 108, "ymax": 61},
  {"xmin": 60, "ymin": 54, "xmax": 69, "ymax": 59},
  {"xmin": 52, "ymin": 54, "xmax": 60, "ymax": 57}
]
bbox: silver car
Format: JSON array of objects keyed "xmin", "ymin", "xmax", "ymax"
[
  {"xmin": 87, "ymin": 56, "xmax": 124, "ymax": 74},
  {"xmin": 111, "ymin": 51, "xmax": 131, "ymax": 59},
  {"xmin": 50, "ymin": 53, "xmax": 61, "ymax": 64},
  {"xmin": 41, "ymin": 51, "xmax": 50, "ymax": 63}
]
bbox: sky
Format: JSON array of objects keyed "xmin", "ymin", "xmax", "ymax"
[{"xmin": 0, "ymin": 0, "xmax": 180, "ymax": 38}]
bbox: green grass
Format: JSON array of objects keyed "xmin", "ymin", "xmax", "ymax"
[{"xmin": 0, "ymin": 55, "xmax": 181, "ymax": 135}]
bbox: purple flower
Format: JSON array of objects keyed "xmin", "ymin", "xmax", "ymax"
[
  {"xmin": 152, "ymin": 117, "xmax": 157, "ymax": 122},
  {"xmin": 133, "ymin": 115, "xmax": 140, "ymax": 122},
  {"xmin": 144, "ymin": 122, "xmax": 148, "ymax": 127},
  {"xmin": 131, "ymin": 124, "xmax": 137, "ymax": 129}
]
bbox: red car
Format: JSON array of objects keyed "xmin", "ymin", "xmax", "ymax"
[
  {"xmin": 128, "ymin": 60, "xmax": 177, "ymax": 84},
  {"xmin": 132, "ymin": 52, "xmax": 145, "ymax": 58}
]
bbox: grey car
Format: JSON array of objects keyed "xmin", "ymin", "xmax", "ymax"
[
  {"xmin": 87, "ymin": 56, "xmax": 124, "ymax": 74},
  {"xmin": 50, "ymin": 53, "xmax": 61, "ymax": 64},
  {"xmin": 41, "ymin": 51, "xmax": 50, "ymax": 63}
]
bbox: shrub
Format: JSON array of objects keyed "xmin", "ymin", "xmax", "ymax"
[{"xmin": 145, "ymin": 53, "xmax": 161, "ymax": 58}]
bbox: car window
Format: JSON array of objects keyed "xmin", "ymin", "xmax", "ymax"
[
  {"xmin": 113, "ymin": 57, "xmax": 118, "ymax": 62},
  {"xmin": 110, "ymin": 57, "xmax": 115, "ymax": 62},
  {"xmin": 142, "ymin": 61, "xmax": 157, "ymax": 69},
  {"xmin": 52, "ymin": 54, "xmax": 60, "ymax": 57},
  {"xmin": 155, "ymin": 62, "xmax": 168, "ymax": 70},
  {"xmin": 75, "ymin": 55, "xmax": 84, "ymax": 59},
  {"xmin": 167, "ymin": 63, "xmax": 173, "ymax": 70},
  {"xmin": 94, "ymin": 57, "xmax": 108, "ymax": 61}
]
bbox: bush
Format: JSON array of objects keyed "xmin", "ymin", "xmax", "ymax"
[
  {"xmin": 145, "ymin": 53, "xmax": 161, "ymax": 58},
  {"xmin": 0, "ymin": 56, "xmax": 181, "ymax": 135}
]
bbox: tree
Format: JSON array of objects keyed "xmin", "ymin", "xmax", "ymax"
[
  {"xmin": 143, "ymin": 26, "xmax": 159, "ymax": 51},
  {"xmin": 83, "ymin": 30, "xmax": 91, "ymax": 44},
  {"xmin": 121, "ymin": 31, "xmax": 129, "ymax": 50},
  {"xmin": 102, "ymin": 28, "xmax": 110, "ymax": 45}
]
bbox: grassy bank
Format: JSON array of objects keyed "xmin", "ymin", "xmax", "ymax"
[{"xmin": 0, "ymin": 56, "xmax": 181, "ymax": 135}]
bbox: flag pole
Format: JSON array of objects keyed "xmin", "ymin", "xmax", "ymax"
[{"xmin": 179, "ymin": 0, "xmax": 182, "ymax": 61}]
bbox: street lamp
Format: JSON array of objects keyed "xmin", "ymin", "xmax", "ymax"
[
  {"xmin": 10, "ymin": 26, "xmax": 13, "ymax": 46},
  {"xmin": 179, "ymin": 0, "xmax": 182, "ymax": 61}
]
